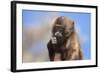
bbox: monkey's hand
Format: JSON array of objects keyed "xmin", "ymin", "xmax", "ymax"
[{"xmin": 51, "ymin": 37, "xmax": 57, "ymax": 44}]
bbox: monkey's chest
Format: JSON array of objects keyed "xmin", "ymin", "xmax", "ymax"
[
  {"xmin": 51, "ymin": 38, "xmax": 67, "ymax": 53},
  {"xmin": 54, "ymin": 53, "xmax": 61, "ymax": 61},
  {"xmin": 52, "ymin": 46, "xmax": 66, "ymax": 53}
]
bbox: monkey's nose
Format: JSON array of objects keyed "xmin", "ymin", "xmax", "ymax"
[{"xmin": 55, "ymin": 31, "xmax": 62, "ymax": 37}]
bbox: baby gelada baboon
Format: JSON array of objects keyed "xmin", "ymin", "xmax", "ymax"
[{"xmin": 47, "ymin": 16, "xmax": 83, "ymax": 61}]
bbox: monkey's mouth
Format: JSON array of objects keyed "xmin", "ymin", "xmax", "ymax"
[{"xmin": 51, "ymin": 36, "xmax": 65, "ymax": 45}]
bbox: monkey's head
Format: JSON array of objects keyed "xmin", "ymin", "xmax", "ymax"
[{"xmin": 51, "ymin": 16, "xmax": 74, "ymax": 46}]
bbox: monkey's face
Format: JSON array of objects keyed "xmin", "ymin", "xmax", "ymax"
[
  {"xmin": 51, "ymin": 25, "xmax": 66, "ymax": 45},
  {"xmin": 51, "ymin": 16, "xmax": 74, "ymax": 45}
]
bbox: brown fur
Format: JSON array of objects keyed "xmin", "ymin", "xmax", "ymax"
[{"xmin": 47, "ymin": 16, "xmax": 83, "ymax": 61}]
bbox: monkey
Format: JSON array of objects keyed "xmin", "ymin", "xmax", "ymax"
[{"xmin": 47, "ymin": 16, "xmax": 83, "ymax": 61}]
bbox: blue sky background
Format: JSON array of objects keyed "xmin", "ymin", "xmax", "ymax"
[{"xmin": 22, "ymin": 10, "xmax": 91, "ymax": 61}]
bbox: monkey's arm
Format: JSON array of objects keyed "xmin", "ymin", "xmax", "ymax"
[
  {"xmin": 68, "ymin": 34, "xmax": 83, "ymax": 60},
  {"xmin": 68, "ymin": 49, "xmax": 83, "ymax": 60},
  {"xmin": 69, "ymin": 50, "xmax": 78, "ymax": 60},
  {"xmin": 47, "ymin": 40, "xmax": 55, "ymax": 61}
]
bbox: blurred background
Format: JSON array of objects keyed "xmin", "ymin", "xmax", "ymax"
[{"xmin": 22, "ymin": 10, "xmax": 91, "ymax": 63}]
